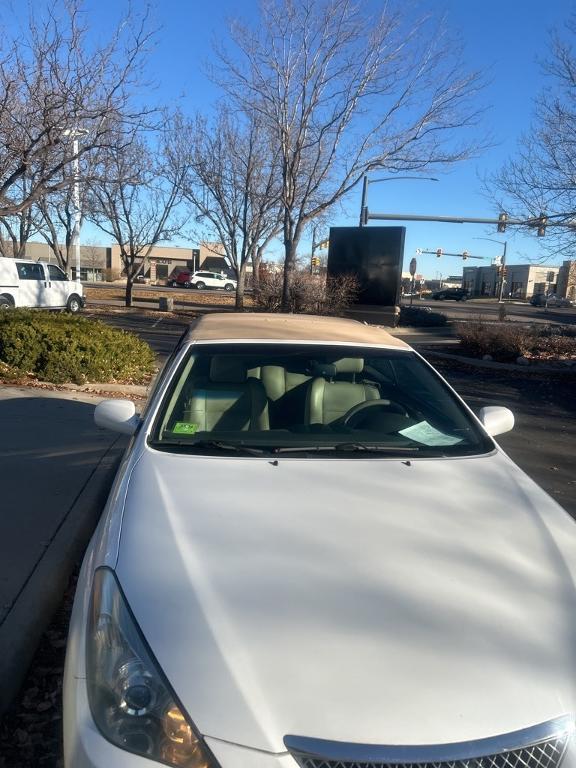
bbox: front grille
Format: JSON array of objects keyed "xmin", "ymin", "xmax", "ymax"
[
  {"xmin": 285, "ymin": 718, "xmax": 572, "ymax": 768},
  {"xmin": 290, "ymin": 736, "xmax": 568, "ymax": 768}
]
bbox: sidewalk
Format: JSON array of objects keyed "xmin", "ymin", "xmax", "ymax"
[{"xmin": 0, "ymin": 386, "xmax": 134, "ymax": 714}]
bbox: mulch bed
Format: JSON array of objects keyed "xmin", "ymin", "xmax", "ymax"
[{"xmin": 0, "ymin": 574, "xmax": 78, "ymax": 768}]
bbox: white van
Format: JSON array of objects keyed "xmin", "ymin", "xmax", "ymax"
[{"xmin": 0, "ymin": 257, "xmax": 85, "ymax": 313}]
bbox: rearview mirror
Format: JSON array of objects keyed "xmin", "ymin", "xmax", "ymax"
[
  {"xmin": 94, "ymin": 399, "xmax": 140, "ymax": 435},
  {"xmin": 478, "ymin": 406, "xmax": 514, "ymax": 437}
]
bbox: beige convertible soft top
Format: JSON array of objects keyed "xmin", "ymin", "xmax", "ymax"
[{"xmin": 183, "ymin": 312, "xmax": 410, "ymax": 349}]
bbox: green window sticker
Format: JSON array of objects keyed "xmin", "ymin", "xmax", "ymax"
[{"xmin": 172, "ymin": 422, "xmax": 199, "ymax": 435}]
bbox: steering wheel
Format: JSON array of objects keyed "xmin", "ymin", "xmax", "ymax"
[{"xmin": 341, "ymin": 399, "xmax": 411, "ymax": 428}]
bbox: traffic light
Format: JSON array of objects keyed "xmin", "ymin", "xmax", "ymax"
[
  {"xmin": 462, "ymin": 251, "xmax": 469, "ymax": 260},
  {"xmin": 537, "ymin": 212, "xmax": 547, "ymax": 237},
  {"xmin": 497, "ymin": 212, "xmax": 508, "ymax": 233},
  {"xmin": 317, "ymin": 238, "xmax": 329, "ymax": 250},
  {"xmin": 436, "ymin": 248, "xmax": 442, "ymax": 258}
]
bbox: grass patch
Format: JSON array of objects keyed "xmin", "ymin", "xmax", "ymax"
[{"xmin": 0, "ymin": 310, "xmax": 156, "ymax": 384}]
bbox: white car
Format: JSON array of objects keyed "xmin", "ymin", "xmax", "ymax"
[
  {"xmin": 191, "ymin": 271, "xmax": 237, "ymax": 291},
  {"xmin": 65, "ymin": 312, "xmax": 574, "ymax": 768}
]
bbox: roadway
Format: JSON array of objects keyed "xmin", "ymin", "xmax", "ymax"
[{"xmin": 404, "ymin": 296, "xmax": 576, "ymax": 325}]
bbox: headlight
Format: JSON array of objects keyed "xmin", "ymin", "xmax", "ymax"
[{"xmin": 86, "ymin": 567, "xmax": 218, "ymax": 767}]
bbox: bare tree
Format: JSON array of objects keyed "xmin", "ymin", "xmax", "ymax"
[
  {"xmin": 215, "ymin": 0, "xmax": 484, "ymax": 309},
  {"xmin": 33, "ymin": 148, "xmax": 99, "ymax": 273},
  {"xmin": 88, "ymin": 124, "xmax": 188, "ymax": 307},
  {"xmin": 177, "ymin": 106, "xmax": 283, "ymax": 309},
  {"xmin": 0, "ymin": 0, "xmax": 155, "ymax": 219},
  {"xmin": 0, "ymin": 177, "xmax": 39, "ymax": 257},
  {"xmin": 490, "ymin": 15, "xmax": 576, "ymax": 259}
]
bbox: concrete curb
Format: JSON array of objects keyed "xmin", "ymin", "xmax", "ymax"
[
  {"xmin": 53, "ymin": 381, "xmax": 149, "ymax": 397},
  {"xmin": 0, "ymin": 436, "xmax": 127, "ymax": 715},
  {"xmin": 0, "ymin": 380, "xmax": 150, "ymax": 399}
]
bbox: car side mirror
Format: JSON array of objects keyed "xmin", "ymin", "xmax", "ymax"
[
  {"xmin": 478, "ymin": 406, "xmax": 514, "ymax": 437},
  {"xmin": 94, "ymin": 399, "xmax": 140, "ymax": 435}
]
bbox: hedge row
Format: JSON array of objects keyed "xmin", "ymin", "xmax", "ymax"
[{"xmin": 0, "ymin": 310, "xmax": 156, "ymax": 384}]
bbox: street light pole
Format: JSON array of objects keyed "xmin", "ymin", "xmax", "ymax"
[
  {"xmin": 358, "ymin": 174, "xmax": 439, "ymax": 227},
  {"xmin": 359, "ymin": 176, "xmax": 369, "ymax": 227},
  {"xmin": 71, "ymin": 135, "xmax": 81, "ymax": 281},
  {"xmin": 61, "ymin": 127, "xmax": 88, "ymax": 280}
]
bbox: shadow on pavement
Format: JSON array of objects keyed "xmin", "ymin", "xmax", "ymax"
[
  {"xmin": 435, "ymin": 364, "xmax": 576, "ymax": 516},
  {"xmin": 0, "ymin": 391, "xmax": 126, "ymax": 715}
]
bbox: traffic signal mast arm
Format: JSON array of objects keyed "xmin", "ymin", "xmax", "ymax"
[
  {"xmin": 422, "ymin": 249, "xmax": 484, "ymax": 260},
  {"xmin": 366, "ymin": 212, "xmax": 552, "ymax": 234}
]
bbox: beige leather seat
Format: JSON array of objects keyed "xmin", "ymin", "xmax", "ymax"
[
  {"xmin": 260, "ymin": 365, "xmax": 311, "ymax": 428},
  {"xmin": 305, "ymin": 358, "xmax": 379, "ymax": 426},
  {"xmin": 183, "ymin": 356, "xmax": 269, "ymax": 432}
]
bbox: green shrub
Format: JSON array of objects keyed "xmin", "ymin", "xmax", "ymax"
[
  {"xmin": 0, "ymin": 310, "xmax": 156, "ymax": 384},
  {"xmin": 399, "ymin": 306, "xmax": 448, "ymax": 327}
]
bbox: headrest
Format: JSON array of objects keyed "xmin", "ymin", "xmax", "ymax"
[
  {"xmin": 334, "ymin": 357, "xmax": 364, "ymax": 374},
  {"xmin": 312, "ymin": 357, "xmax": 364, "ymax": 378},
  {"xmin": 209, "ymin": 356, "xmax": 246, "ymax": 384}
]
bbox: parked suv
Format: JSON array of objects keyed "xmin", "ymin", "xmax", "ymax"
[
  {"xmin": 168, "ymin": 268, "xmax": 237, "ymax": 291},
  {"xmin": 431, "ymin": 287, "xmax": 470, "ymax": 301},
  {"xmin": 0, "ymin": 257, "xmax": 85, "ymax": 312}
]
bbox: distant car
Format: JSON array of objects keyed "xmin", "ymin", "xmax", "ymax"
[
  {"xmin": 168, "ymin": 268, "xmax": 237, "ymax": 292},
  {"xmin": 530, "ymin": 293, "xmax": 573, "ymax": 308},
  {"xmin": 430, "ymin": 287, "xmax": 469, "ymax": 301}
]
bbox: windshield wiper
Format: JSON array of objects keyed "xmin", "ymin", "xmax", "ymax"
[
  {"xmin": 272, "ymin": 443, "xmax": 420, "ymax": 454},
  {"xmin": 152, "ymin": 438, "xmax": 267, "ymax": 455}
]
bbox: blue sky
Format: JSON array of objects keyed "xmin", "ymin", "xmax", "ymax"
[{"xmin": 40, "ymin": 0, "xmax": 576, "ymax": 276}]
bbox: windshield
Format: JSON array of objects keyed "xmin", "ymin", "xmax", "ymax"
[{"xmin": 149, "ymin": 343, "xmax": 493, "ymax": 457}]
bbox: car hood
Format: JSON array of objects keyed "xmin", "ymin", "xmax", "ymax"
[{"xmin": 116, "ymin": 448, "xmax": 576, "ymax": 753}]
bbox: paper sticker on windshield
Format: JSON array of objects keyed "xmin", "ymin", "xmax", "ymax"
[
  {"xmin": 172, "ymin": 422, "xmax": 198, "ymax": 435},
  {"xmin": 399, "ymin": 421, "xmax": 462, "ymax": 446}
]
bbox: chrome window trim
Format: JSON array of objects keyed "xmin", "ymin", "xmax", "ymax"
[{"xmin": 284, "ymin": 715, "xmax": 574, "ymax": 764}]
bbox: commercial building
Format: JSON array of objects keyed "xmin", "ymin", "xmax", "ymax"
[
  {"xmin": 3, "ymin": 242, "xmax": 234, "ymax": 282},
  {"xmin": 462, "ymin": 263, "xmax": 563, "ymax": 300},
  {"xmin": 556, "ymin": 260, "xmax": 576, "ymax": 301}
]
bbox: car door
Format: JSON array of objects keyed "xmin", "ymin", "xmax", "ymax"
[
  {"xmin": 194, "ymin": 272, "xmax": 214, "ymax": 288},
  {"xmin": 15, "ymin": 262, "xmax": 48, "ymax": 307},
  {"xmin": 211, "ymin": 273, "xmax": 227, "ymax": 289},
  {"xmin": 46, "ymin": 264, "xmax": 70, "ymax": 307}
]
